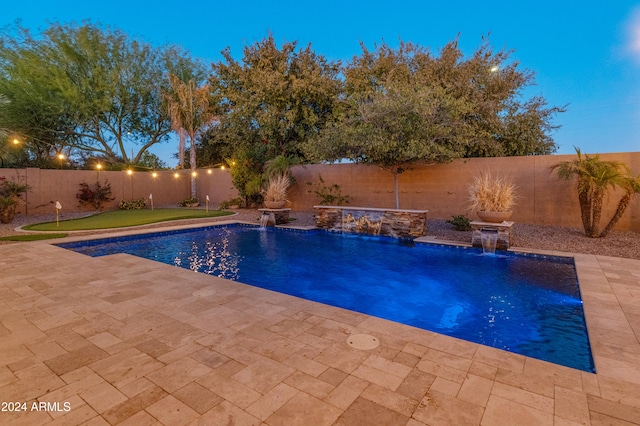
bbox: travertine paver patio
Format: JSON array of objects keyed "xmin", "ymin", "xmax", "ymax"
[{"xmin": 1, "ymin": 222, "xmax": 639, "ymax": 425}]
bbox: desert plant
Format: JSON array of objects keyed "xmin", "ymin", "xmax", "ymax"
[
  {"xmin": 468, "ymin": 172, "xmax": 517, "ymax": 212},
  {"xmin": 178, "ymin": 197, "xmax": 200, "ymax": 207},
  {"xmin": 0, "ymin": 179, "xmax": 30, "ymax": 223},
  {"xmin": 262, "ymin": 174, "xmax": 290, "ymax": 203},
  {"xmin": 308, "ymin": 174, "xmax": 351, "ymax": 205},
  {"xmin": 446, "ymin": 214, "xmax": 472, "ymax": 231},
  {"xmin": 119, "ymin": 198, "xmax": 147, "ymax": 210},
  {"xmin": 218, "ymin": 197, "xmax": 244, "ymax": 209},
  {"xmin": 76, "ymin": 180, "xmax": 114, "ymax": 210},
  {"xmin": 552, "ymin": 148, "xmax": 640, "ymax": 238}
]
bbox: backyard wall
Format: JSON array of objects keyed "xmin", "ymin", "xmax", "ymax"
[
  {"xmin": 288, "ymin": 152, "xmax": 640, "ymax": 232},
  {"xmin": 3, "ymin": 151, "xmax": 640, "ymax": 231},
  {"xmin": 0, "ymin": 168, "xmax": 237, "ymax": 219}
]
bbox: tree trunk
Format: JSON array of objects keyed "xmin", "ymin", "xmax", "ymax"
[
  {"xmin": 189, "ymin": 134, "xmax": 197, "ymax": 199},
  {"xmin": 599, "ymin": 192, "xmax": 632, "ymax": 238},
  {"xmin": 178, "ymin": 129, "xmax": 186, "ymax": 169},
  {"xmin": 589, "ymin": 188, "xmax": 604, "ymax": 237},
  {"xmin": 578, "ymin": 189, "xmax": 592, "ymax": 236}
]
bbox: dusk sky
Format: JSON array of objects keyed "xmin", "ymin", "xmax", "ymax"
[{"xmin": 4, "ymin": 1, "xmax": 640, "ymax": 167}]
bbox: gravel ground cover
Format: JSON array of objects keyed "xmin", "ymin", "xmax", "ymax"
[{"xmin": 2, "ymin": 209, "xmax": 639, "ymax": 260}]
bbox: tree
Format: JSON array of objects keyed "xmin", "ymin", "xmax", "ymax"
[
  {"xmin": 304, "ymin": 39, "xmax": 564, "ymax": 208},
  {"xmin": 206, "ymin": 34, "xmax": 342, "ymax": 167},
  {"xmin": 0, "ymin": 22, "xmax": 203, "ymax": 167},
  {"xmin": 552, "ymin": 148, "xmax": 640, "ymax": 238},
  {"xmin": 164, "ymin": 74, "xmax": 214, "ymax": 197}
]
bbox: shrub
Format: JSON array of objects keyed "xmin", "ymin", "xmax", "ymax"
[
  {"xmin": 76, "ymin": 180, "xmax": 114, "ymax": 210},
  {"xmin": 218, "ymin": 197, "xmax": 244, "ymax": 209},
  {"xmin": 468, "ymin": 172, "xmax": 516, "ymax": 212},
  {"xmin": 0, "ymin": 179, "xmax": 30, "ymax": 224},
  {"xmin": 446, "ymin": 214, "xmax": 472, "ymax": 231},
  {"xmin": 119, "ymin": 198, "xmax": 147, "ymax": 210},
  {"xmin": 178, "ymin": 197, "xmax": 200, "ymax": 207}
]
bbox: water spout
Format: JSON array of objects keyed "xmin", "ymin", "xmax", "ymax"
[
  {"xmin": 259, "ymin": 212, "xmax": 272, "ymax": 229},
  {"xmin": 480, "ymin": 228, "xmax": 498, "ymax": 255}
]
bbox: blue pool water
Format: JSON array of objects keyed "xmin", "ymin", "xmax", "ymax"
[{"xmin": 57, "ymin": 224, "xmax": 595, "ymax": 372}]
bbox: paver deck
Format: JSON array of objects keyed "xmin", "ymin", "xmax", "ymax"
[{"xmin": 1, "ymin": 222, "xmax": 639, "ymax": 425}]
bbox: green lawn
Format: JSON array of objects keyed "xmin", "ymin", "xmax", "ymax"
[{"xmin": 23, "ymin": 209, "xmax": 233, "ymax": 231}]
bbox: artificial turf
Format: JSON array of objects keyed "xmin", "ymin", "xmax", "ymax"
[
  {"xmin": 0, "ymin": 233, "xmax": 68, "ymax": 241},
  {"xmin": 23, "ymin": 208, "xmax": 233, "ymax": 231}
]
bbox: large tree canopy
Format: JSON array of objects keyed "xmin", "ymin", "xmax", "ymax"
[
  {"xmin": 0, "ymin": 22, "xmax": 204, "ymax": 167},
  {"xmin": 303, "ymin": 39, "xmax": 565, "ymax": 208},
  {"xmin": 205, "ymin": 34, "xmax": 342, "ymax": 162}
]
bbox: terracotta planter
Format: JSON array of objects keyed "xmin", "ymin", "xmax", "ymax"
[
  {"xmin": 264, "ymin": 200, "xmax": 286, "ymax": 209},
  {"xmin": 477, "ymin": 211, "xmax": 512, "ymax": 223}
]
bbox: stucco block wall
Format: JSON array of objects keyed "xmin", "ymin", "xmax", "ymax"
[
  {"xmin": 0, "ymin": 168, "xmax": 238, "ymax": 217},
  {"xmin": 288, "ymin": 152, "xmax": 640, "ymax": 232},
  {"xmin": 3, "ymin": 151, "xmax": 639, "ymax": 231}
]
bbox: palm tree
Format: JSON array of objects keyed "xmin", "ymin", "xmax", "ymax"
[
  {"xmin": 164, "ymin": 77, "xmax": 187, "ymax": 169},
  {"xmin": 598, "ymin": 174, "xmax": 640, "ymax": 237},
  {"xmin": 164, "ymin": 74, "xmax": 215, "ymax": 197},
  {"xmin": 552, "ymin": 148, "xmax": 636, "ymax": 238}
]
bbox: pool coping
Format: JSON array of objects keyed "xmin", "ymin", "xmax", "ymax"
[{"xmin": 2, "ymin": 220, "xmax": 639, "ymax": 424}]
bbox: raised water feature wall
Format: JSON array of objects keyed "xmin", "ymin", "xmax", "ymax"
[
  {"xmin": 470, "ymin": 221, "xmax": 513, "ymax": 250},
  {"xmin": 314, "ymin": 206, "xmax": 428, "ymax": 239}
]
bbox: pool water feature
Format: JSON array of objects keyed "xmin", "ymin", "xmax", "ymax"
[{"xmin": 57, "ymin": 224, "xmax": 595, "ymax": 372}]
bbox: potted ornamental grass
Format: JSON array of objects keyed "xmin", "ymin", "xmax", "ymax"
[
  {"xmin": 262, "ymin": 174, "xmax": 290, "ymax": 209},
  {"xmin": 468, "ymin": 172, "xmax": 517, "ymax": 223}
]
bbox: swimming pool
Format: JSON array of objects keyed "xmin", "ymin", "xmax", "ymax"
[{"xmin": 57, "ymin": 224, "xmax": 595, "ymax": 372}]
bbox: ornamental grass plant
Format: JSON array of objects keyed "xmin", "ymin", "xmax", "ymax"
[
  {"xmin": 468, "ymin": 172, "xmax": 517, "ymax": 212},
  {"xmin": 262, "ymin": 174, "xmax": 290, "ymax": 203}
]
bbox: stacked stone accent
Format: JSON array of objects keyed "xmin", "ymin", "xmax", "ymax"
[
  {"xmin": 258, "ymin": 208, "xmax": 291, "ymax": 225},
  {"xmin": 314, "ymin": 206, "xmax": 428, "ymax": 239},
  {"xmin": 470, "ymin": 221, "xmax": 514, "ymax": 250}
]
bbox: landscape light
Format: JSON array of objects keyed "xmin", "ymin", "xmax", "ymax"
[{"xmin": 127, "ymin": 169, "xmax": 133, "ymax": 175}]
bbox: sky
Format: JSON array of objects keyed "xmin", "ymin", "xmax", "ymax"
[{"xmin": 4, "ymin": 0, "xmax": 640, "ymax": 167}]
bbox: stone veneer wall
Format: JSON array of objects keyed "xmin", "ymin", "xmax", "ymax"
[{"xmin": 314, "ymin": 206, "xmax": 428, "ymax": 239}]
